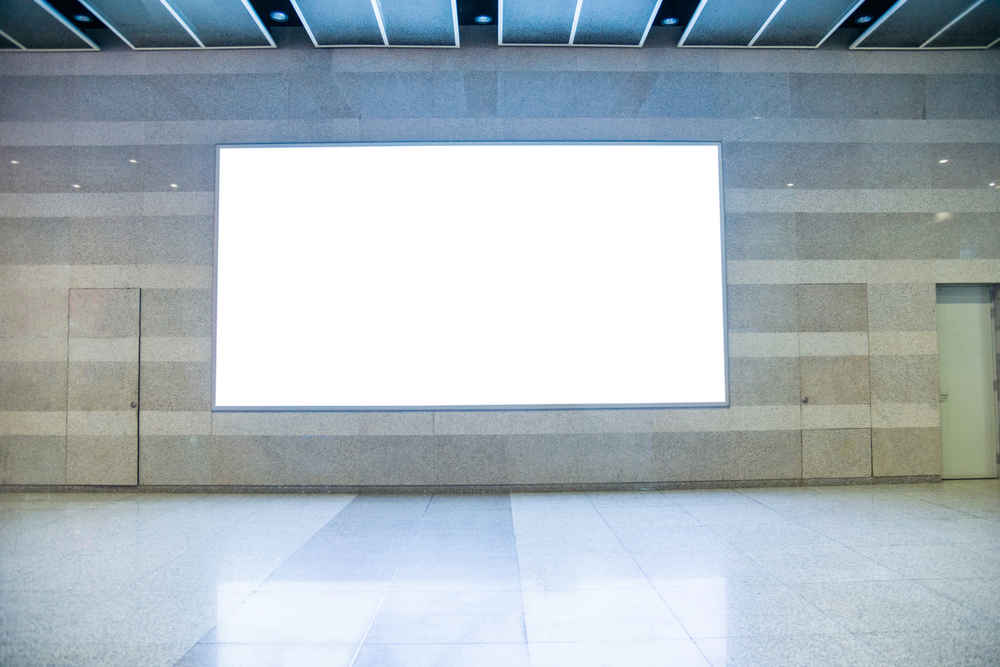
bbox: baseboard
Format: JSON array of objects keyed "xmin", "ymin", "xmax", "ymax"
[{"xmin": 0, "ymin": 475, "xmax": 942, "ymax": 494}]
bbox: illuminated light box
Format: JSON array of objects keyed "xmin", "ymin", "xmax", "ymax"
[{"xmin": 214, "ymin": 143, "xmax": 727, "ymax": 409}]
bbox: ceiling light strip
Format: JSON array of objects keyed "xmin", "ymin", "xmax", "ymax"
[
  {"xmin": 638, "ymin": 0, "xmax": 665, "ymax": 47},
  {"xmin": 987, "ymin": 36, "xmax": 1000, "ymax": 48},
  {"xmin": 159, "ymin": 0, "xmax": 205, "ymax": 48},
  {"xmin": 76, "ymin": 0, "xmax": 136, "ymax": 48},
  {"xmin": 920, "ymin": 0, "xmax": 985, "ymax": 48},
  {"xmin": 851, "ymin": 0, "xmax": 910, "ymax": 48},
  {"xmin": 816, "ymin": 0, "xmax": 867, "ymax": 48},
  {"xmin": 567, "ymin": 0, "xmax": 583, "ymax": 44},
  {"xmin": 287, "ymin": 0, "xmax": 320, "ymax": 47},
  {"xmin": 370, "ymin": 0, "xmax": 389, "ymax": 46},
  {"xmin": 677, "ymin": 0, "xmax": 710, "ymax": 47},
  {"xmin": 748, "ymin": 0, "xmax": 787, "ymax": 46},
  {"xmin": 33, "ymin": 0, "xmax": 99, "ymax": 49},
  {"xmin": 450, "ymin": 0, "xmax": 460, "ymax": 46},
  {"xmin": 240, "ymin": 0, "xmax": 277, "ymax": 47},
  {"xmin": 497, "ymin": 0, "xmax": 504, "ymax": 44},
  {"xmin": 0, "ymin": 27, "xmax": 27, "ymax": 49}
]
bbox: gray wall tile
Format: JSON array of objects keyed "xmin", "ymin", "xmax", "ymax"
[
  {"xmin": 798, "ymin": 284, "xmax": 868, "ymax": 332},
  {"xmin": 436, "ymin": 435, "xmax": 510, "ymax": 485},
  {"xmin": 0, "ymin": 290, "xmax": 67, "ymax": 338},
  {"xmin": 0, "ymin": 362, "xmax": 66, "ymax": 411},
  {"xmin": 866, "ymin": 214, "xmax": 958, "ymax": 260},
  {"xmin": 800, "ymin": 357, "xmax": 870, "ymax": 405},
  {"xmin": 873, "ymin": 427, "xmax": 941, "ymax": 477},
  {"xmin": 139, "ymin": 289, "xmax": 213, "ymax": 337},
  {"xmin": 802, "ymin": 428, "xmax": 871, "ymax": 479},
  {"xmin": 868, "ymin": 283, "xmax": 937, "ymax": 331},
  {"xmin": 139, "ymin": 434, "xmax": 213, "ymax": 485},
  {"xmin": 728, "ymin": 285, "xmax": 799, "ymax": 333},
  {"xmin": 796, "ymin": 215, "xmax": 870, "ymax": 261},
  {"xmin": 870, "ymin": 355, "xmax": 939, "ymax": 404},
  {"xmin": 134, "ymin": 217, "xmax": 214, "ymax": 265},
  {"xmin": 67, "ymin": 362, "xmax": 138, "ymax": 411},
  {"xmin": 651, "ymin": 432, "xmax": 730, "ymax": 481},
  {"xmin": 725, "ymin": 144, "xmax": 932, "ymax": 190},
  {"xmin": 69, "ymin": 288, "xmax": 139, "ymax": 337},
  {"xmin": 506, "ymin": 433, "xmax": 653, "ymax": 484},
  {"xmin": 724, "ymin": 214, "xmax": 797, "ymax": 261},
  {"xmin": 66, "ymin": 435, "xmax": 136, "ymax": 485},
  {"xmin": 925, "ymin": 75, "xmax": 1000, "ymax": 119},
  {"xmin": 790, "ymin": 74, "xmax": 925, "ymax": 119},
  {"xmin": 0, "ymin": 219, "xmax": 70, "ymax": 263},
  {"xmin": 957, "ymin": 215, "xmax": 1000, "ymax": 259},
  {"xmin": 729, "ymin": 357, "xmax": 800, "ymax": 406},
  {"xmin": 499, "ymin": 72, "xmax": 658, "ymax": 118},
  {"xmin": 139, "ymin": 362, "xmax": 211, "ymax": 411},
  {"xmin": 638, "ymin": 73, "xmax": 790, "ymax": 119},
  {"xmin": 70, "ymin": 219, "xmax": 137, "ymax": 265},
  {"xmin": 0, "ymin": 435, "xmax": 65, "ymax": 484},
  {"xmin": 731, "ymin": 430, "xmax": 801, "ymax": 480}
]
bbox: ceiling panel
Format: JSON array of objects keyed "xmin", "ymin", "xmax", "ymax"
[
  {"xmin": 0, "ymin": 0, "xmax": 98, "ymax": 50},
  {"xmin": 754, "ymin": 0, "xmax": 864, "ymax": 47},
  {"xmin": 852, "ymin": 0, "xmax": 978, "ymax": 48},
  {"xmin": 290, "ymin": 0, "xmax": 385, "ymax": 46},
  {"xmin": 572, "ymin": 0, "xmax": 662, "ymax": 46},
  {"xmin": 924, "ymin": 0, "xmax": 1000, "ymax": 48},
  {"xmin": 679, "ymin": 0, "xmax": 779, "ymax": 46},
  {"xmin": 379, "ymin": 0, "xmax": 458, "ymax": 46},
  {"xmin": 165, "ymin": 0, "xmax": 274, "ymax": 48},
  {"xmin": 0, "ymin": 30, "xmax": 19, "ymax": 48},
  {"xmin": 500, "ymin": 0, "xmax": 578, "ymax": 45},
  {"xmin": 78, "ymin": 0, "xmax": 199, "ymax": 48}
]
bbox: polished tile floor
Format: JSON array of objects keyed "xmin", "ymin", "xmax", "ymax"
[{"xmin": 2, "ymin": 481, "xmax": 999, "ymax": 666}]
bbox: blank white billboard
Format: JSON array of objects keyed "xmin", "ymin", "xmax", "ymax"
[{"xmin": 214, "ymin": 143, "xmax": 726, "ymax": 409}]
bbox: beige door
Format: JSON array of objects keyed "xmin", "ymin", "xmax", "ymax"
[
  {"xmin": 67, "ymin": 288, "xmax": 139, "ymax": 485},
  {"xmin": 798, "ymin": 284, "xmax": 872, "ymax": 479},
  {"xmin": 937, "ymin": 285, "xmax": 999, "ymax": 479}
]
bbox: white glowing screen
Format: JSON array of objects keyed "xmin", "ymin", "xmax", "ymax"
[{"xmin": 215, "ymin": 143, "xmax": 726, "ymax": 408}]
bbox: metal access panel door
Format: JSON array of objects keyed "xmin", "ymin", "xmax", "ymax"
[
  {"xmin": 66, "ymin": 288, "xmax": 139, "ymax": 485},
  {"xmin": 937, "ymin": 285, "xmax": 999, "ymax": 480}
]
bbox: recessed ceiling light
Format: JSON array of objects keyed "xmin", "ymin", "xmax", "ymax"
[
  {"xmin": 73, "ymin": 14, "xmax": 91, "ymax": 23},
  {"xmin": 269, "ymin": 10, "xmax": 288, "ymax": 22},
  {"xmin": 169, "ymin": 183, "xmax": 178, "ymax": 189},
  {"xmin": 71, "ymin": 184, "xmax": 81, "ymax": 189},
  {"xmin": 128, "ymin": 158, "xmax": 138, "ymax": 164},
  {"xmin": 856, "ymin": 15, "xmax": 873, "ymax": 24},
  {"xmin": 9, "ymin": 160, "xmax": 19, "ymax": 165},
  {"xmin": 661, "ymin": 17, "xmax": 679, "ymax": 26},
  {"xmin": 474, "ymin": 14, "xmax": 493, "ymax": 24},
  {"xmin": 786, "ymin": 183, "xmax": 795, "ymax": 187},
  {"xmin": 990, "ymin": 182, "xmax": 996, "ymax": 187},
  {"xmin": 938, "ymin": 158, "xmax": 949, "ymax": 164}
]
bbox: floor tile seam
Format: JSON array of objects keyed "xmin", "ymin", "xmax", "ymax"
[
  {"xmin": 757, "ymin": 568, "xmax": 862, "ymax": 636},
  {"xmin": 774, "ymin": 511, "xmax": 910, "ymax": 570},
  {"xmin": 505, "ymin": 492, "xmax": 531, "ymax": 645},
  {"xmin": 181, "ymin": 494, "xmax": 362, "ymax": 660},
  {"xmin": 349, "ymin": 494, "xmax": 435, "ymax": 666},
  {"xmin": 906, "ymin": 577, "xmax": 1000, "ymax": 619},
  {"xmin": 243, "ymin": 493, "xmax": 363, "ymax": 586},
  {"xmin": 582, "ymin": 492, "xmax": 712, "ymax": 663}
]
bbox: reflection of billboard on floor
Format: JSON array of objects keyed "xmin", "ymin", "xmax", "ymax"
[{"xmin": 214, "ymin": 143, "xmax": 727, "ymax": 410}]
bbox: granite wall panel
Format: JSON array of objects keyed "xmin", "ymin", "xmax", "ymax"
[{"xmin": 1, "ymin": 32, "xmax": 997, "ymax": 487}]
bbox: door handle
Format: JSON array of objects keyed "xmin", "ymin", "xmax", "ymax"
[{"xmin": 130, "ymin": 401, "xmax": 138, "ymax": 408}]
